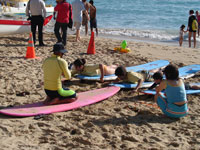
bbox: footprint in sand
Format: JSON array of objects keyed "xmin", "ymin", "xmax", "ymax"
[{"xmin": 73, "ymin": 137, "xmax": 92, "ymax": 145}]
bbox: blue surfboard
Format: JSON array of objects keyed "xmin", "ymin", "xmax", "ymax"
[
  {"xmin": 178, "ymin": 64, "xmax": 200, "ymax": 79},
  {"xmin": 109, "ymin": 82, "xmax": 154, "ymax": 88},
  {"xmin": 125, "ymin": 60, "xmax": 169, "ymax": 72},
  {"xmin": 110, "ymin": 65, "xmax": 200, "ymax": 89},
  {"xmin": 141, "ymin": 83, "xmax": 200, "ymax": 95},
  {"xmin": 76, "ymin": 60, "xmax": 169, "ymax": 81}
]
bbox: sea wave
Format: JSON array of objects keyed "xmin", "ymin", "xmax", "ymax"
[
  {"xmin": 98, "ymin": 28, "xmax": 179, "ymax": 41},
  {"xmin": 44, "ymin": 19, "xmax": 200, "ymax": 43}
]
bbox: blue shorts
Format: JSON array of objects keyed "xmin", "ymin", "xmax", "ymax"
[{"xmin": 157, "ymin": 95, "xmax": 188, "ymax": 118}]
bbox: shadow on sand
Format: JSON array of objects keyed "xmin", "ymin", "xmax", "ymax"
[{"xmin": 92, "ymin": 111, "xmax": 179, "ymax": 126}]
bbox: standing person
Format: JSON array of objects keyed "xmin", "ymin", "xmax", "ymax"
[
  {"xmin": 72, "ymin": 0, "xmax": 89, "ymax": 42},
  {"xmin": 26, "ymin": 0, "xmax": 46, "ymax": 46},
  {"xmin": 42, "ymin": 43, "xmax": 76, "ymax": 105},
  {"xmin": 53, "ymin": 0, "xmax": 60, "ymax": 18},
  {"xmin": 195, "ymin": 11, "xmax": 200, "ymax": 37},
  {"xmin": 89, "ymin": 0, "xmax": 98, "ymax": 36},
  {"xmin": 82, "ymin": 0, "xmax": 90, "ymax": 36},
  {"xmin": 154, "ymin": 64, "xmax": 188, "ymax": 118},
  {"xmin": 54, "ymin": 0, "xmax": 72, "ymax": 46},
  {"xmin": 187, "ymin": 10, "xmax": 197, "ymax": 48},
  {"xmin": 179, "ymin": 24, "xmax": 186, "ymax": 47}
]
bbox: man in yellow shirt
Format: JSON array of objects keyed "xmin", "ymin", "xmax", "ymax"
[{"xmin": 42, "ymin": 43, "xmax": 76, "ymax": 105}]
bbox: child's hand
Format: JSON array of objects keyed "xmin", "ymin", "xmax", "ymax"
[
  {"xmin": 133, "ymin": 89, "xmax": 138, "ymax": 93},
  {"xmin": 115, "ymin": 77, "xmax": 120, "ymax": 82}
]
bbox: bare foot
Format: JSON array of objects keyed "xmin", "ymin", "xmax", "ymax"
[
  {"xmin": 46, "ymin": 97, "xmax": 78, "ymax": 105},
  {"xmin": 43, "ymin": 96, "xmax": 51, "ymax": 105},
  {"xmin": 45, "ymin": 98, "xmax": 60, "ymax": 105},
  {"xmin": 59, "ymin": 97, "xmax": 78, "ymax": 104},
  {"xmin": 75, "ymin": 39, "xmax": 81, "ymax": 42}
]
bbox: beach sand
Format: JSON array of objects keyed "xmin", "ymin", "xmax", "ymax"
[{"xmin": 0, "ymin": 32, "xmax": 200, "ymax": 150}]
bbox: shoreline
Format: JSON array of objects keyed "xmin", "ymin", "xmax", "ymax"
[
  {"xmin": 97, "ymin": 32, "xmax": 200, "ymax": 49},
  {"xmin": 62, "ymin": 28, "xmax": 200, "ymax": 49},
  {"xmin": 15, "ymin": 16, "xmax": 198, "ymax": 49}
]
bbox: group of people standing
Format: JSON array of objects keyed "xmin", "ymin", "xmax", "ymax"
[
  {"xmin": 26, "ymin": 0, "xmax": 98, "ymax": 46},
  {"xmin": 179, "ymin": 10, "xmax": 200, "ymax": 48}
]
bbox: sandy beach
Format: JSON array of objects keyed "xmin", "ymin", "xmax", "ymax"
[{"xmin": 0, "ymin": 32, "xmax": 200, "ymax": 150}]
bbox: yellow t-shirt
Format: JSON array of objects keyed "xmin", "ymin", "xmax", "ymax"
[
  {"xmin": 71, "ymin": 64, "xmax": 100, "ymax": 76},
  {"xmin": 42, "ymin": 54, "xmax": 71, "ymax": 90},
  {"xmin": 124, "ymin": 72, "xmax": 144, "ymax": 83}
]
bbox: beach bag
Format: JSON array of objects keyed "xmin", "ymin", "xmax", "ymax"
[
  {"xmin": 192, "ymin": 19, "xmax": 198, "ymax": 31},
  {"xmin": 68, "ymin": 4, "xmax": 73, "ymax": 28}
]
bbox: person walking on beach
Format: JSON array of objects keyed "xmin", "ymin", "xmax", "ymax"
[
  {"xmin": 154, "ymin": 64, "xmax": 188, "ymax": 118},
  {"xmin": 179, "ymin": 24, "xmax": 186, "ymax": 47},
  {"xmin": 82, "ymin": 0, "xmax": 90, "ymax": 36},
  {"xmin": 53, "ymin": 0, "xmax": 60, "ymax": 19},
  {"xmin": 195, "ymin": 11, "xmax": 200, "ymax": 37},
  {"xmin": 72, "ymin": 0, "xmax": 89, "ymax": 42},
  {"xmin": 187, "ymin": 10, "xmax": 197, "ymax": 48},
  {"xmin": 42, "ymin": 43, "xmax": 76, "ymax": 105},
  {"xmin": 54, "ymin": 0, "xmax": 72, "ymax": 46},
  {"xmin": 26, "ymin": 0, "xmax": 46, "ymax": 46},
  {"xmin": 89, "ymin": 0, "xmax": 98, "ymax": 36}
]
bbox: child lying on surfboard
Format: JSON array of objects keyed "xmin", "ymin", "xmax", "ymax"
[
  {"xmin": 114, "ymin": 66, "xmax": 153, "ymax": 92},
  {"xmin": 148, "ymin": 71, "xmax": 200, "ymax": 90},
  {"xmin": 71, "ymin": 58, "xmax": 118, "ymax": 82}
]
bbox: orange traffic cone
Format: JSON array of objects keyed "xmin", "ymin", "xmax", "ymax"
[
  {"xmin": 87, "ymin": 31, "xmax": 95, "ymax": 54},
  {"xmin": 26, "ymin": 32, "xmax": 39, "ymax": 59}
]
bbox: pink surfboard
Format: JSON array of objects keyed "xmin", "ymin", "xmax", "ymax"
[{"xmin": 0, "ymin": 86, "xmax": 120, "ymax": 117}]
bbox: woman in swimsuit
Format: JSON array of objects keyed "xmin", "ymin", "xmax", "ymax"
[{"xmin": 154, "ymin": 64, "xmax": 188, "ymax": 118}]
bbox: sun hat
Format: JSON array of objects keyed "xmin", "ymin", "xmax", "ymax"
[{"xmin": 52, "ymin": 43, "xmax": 67, "ymax": 53}]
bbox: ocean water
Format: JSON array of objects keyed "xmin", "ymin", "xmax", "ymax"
[
  {"xmin": 5, "ymin": 0, "xmax": 200, "ymax": 43},
  {"xmin": 47, "ymin": 0, "xmax": 200, "ymax": 43}
]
